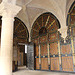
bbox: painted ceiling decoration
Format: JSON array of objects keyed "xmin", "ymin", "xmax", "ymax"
[
  {"xmin": 14, "ymin": 17, "xmax": 29, "ymax": 44},
  {"xmin": 0, "ymin": 0, "xmax": 74, "ymax": 42},
  {"xmin": 31, "ymin": 12, "xmax": 60, "ymax": 39},
  {"xmin": 0, "ymin": 0, "xmax": 74, "ymax": 41}
]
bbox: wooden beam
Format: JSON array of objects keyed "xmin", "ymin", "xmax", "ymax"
[
  {"xmin": 45, "ymin": 16, "xmax": 50, "ymax": 27},
  {"xmin": 36, "ymin": 21, "xmax": 41, "ymax": 29},
  {"xmin": 47, "ymin": 20, "xmax": 55, "ymax": 29},
  {"xmin": 15, "ymin": 22, "xmax": 20, "ymax": 30}
]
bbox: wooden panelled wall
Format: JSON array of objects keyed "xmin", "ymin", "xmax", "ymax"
[{"xmin": 31, "ymin": 3, "xmax": 75, "ymax": 72}]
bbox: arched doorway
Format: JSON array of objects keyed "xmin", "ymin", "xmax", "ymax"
[
  {"xmin": 13, "ymin": 17, "xmax": 29, "ymax": 70},
  {"xmin": 67, "ymin": 1, "xmax": 75, "ymax": 72},
  {"xmin": 31, "ymin": 12, "xmax": 61, "ymax": 71}
]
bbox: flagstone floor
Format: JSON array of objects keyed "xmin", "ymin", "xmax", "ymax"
[{"xmin": 13, "ymin": 66, "xmax": 75, "ymax": 75}]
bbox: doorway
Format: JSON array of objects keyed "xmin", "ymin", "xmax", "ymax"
[{"xmin": 18, "ymin": 44, "xmax": 27, "ymax": 67}]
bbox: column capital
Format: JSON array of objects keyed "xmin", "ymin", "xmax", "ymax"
[
  {"xmin": 2, "ymin": 0, "xmax": 16, "ymax": 5},
  {"xmin": 0, "ymin": 2, "xmax": 22, "ymax": 18}
]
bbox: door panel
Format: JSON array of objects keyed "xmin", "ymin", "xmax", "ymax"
[
  {"xmin": 50, "ymin": 42, "xmax": 60, "ymax": 71},
  {"xmin": 61, "ymin": 44, "xmax": 73, "ymax": 71},
  {"xmin": 61, "ymin": 44, "xmax": 71, "ymax": 54},
  {"xmin": 40, "ymin": 44, "xmax": 47, "ymax": 56},
  {"xmin": 41, "ymin": 58, "xmax": 48, "ymax": 70},
  {"xmin": 62, "ymin": 56, "xmax": 73, "ymax": 71},
  {"xmin": 40, "ymin": 35, "xmax": 47, "ymax": 43},
  {"xmin": 49, "ymin": 33, "xmax": 58, "ymax": 42},
  {"xmin": 50, "ymin": 42, "xmax": 58, "ymax": 55},
  {"xmin": 35, "ymin": 45, "xmax": 39, "ymax": 56},
  {"xmin": 36, "ymin": 58, "xmax": 40, "ymax": 69},
  {"xmin": 40, "ymin": 35, "xmax": 49, "ymax": 70},
  {"xmin": 51, "ymin": 57, "xmax": 60, "ymax": 71},
  {"xmin": 27, "ymin": 43, "xmax": 34, "ymax": 70}
]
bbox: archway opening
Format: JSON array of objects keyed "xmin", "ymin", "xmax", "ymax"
[{"xmin": 13, "ymin": 17, "xmax": 29, "ymax": 71}]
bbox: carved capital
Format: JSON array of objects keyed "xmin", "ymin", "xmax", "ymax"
[
  {"xmin": 0, "ymin": 2, "xmax": 22, "ymax": 18},
  {"xmin": 58, "ymin": 26, "xmax": 68, "ymax": 43},
  {"xmin": 3, "ymin": 0, "xmax": 16, "ymax": 5}
]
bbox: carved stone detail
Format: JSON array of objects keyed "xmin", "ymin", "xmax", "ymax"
[{"xmin": 58, "ymin": 26, "xmax": 68, "ymax": 43}]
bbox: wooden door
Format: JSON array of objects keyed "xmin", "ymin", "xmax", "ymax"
[
  {"xmin": 33, "ymin": 35, "xmax": 49, "ymax": 70},
  {"xmin": 35, "ymin": 44, "xmax": 40, "ymax": 70},
  {"xmin": 50, "ymin": 42, "xmax": 60, "ymax": 71},
  {"xmin": 49, "ymin": 31, "xmax": 60, "ymax": 71},
  {"xmin": 27, "ymin": 43, "xmax": 34, "ymax": 70},
  {"xmin": 32, "ymin": 38, "xmax": 40, "ymax": 70},
  {"xmin": 61, "ymin": 44, "xmax": 73, "ymax": 71},
  {"xmin": 40, "ymin": 35, "xmax": 49, "ymax": 70}
]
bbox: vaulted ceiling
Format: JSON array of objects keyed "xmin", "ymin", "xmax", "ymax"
[
  {"xmin": 16, "ymin": 0, "xmax": 74, "ymax": 32},
  {"xmin": 0, "ymin": 0, "xmax": 74, "ymax": 40}
]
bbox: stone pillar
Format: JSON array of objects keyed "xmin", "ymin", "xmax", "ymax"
[{"xmin": 0, "ymin": 2, "xmax": 21, "ymax": 75}]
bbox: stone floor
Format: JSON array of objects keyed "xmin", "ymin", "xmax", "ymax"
[{"xmin": 13, "ymin": 66, "xmax": 75, "ymax": 75}]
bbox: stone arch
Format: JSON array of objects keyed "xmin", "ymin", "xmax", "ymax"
[
  {"xmin": 27, "ymin": 0, "xmax": 65, "ymax": 30},
  {"xmin": 13, "ymin": 17, "xmax": 29, "ymax": 68},
  {"xmin": 66, "ymin": 0, "xmax": 75, "ymax": 18},
  {"xmin": 31, "ymin": 12, "xmax": 61, "ymax": 39},
  {"xmin": 67, "ymin": 1, "xmax": 75, "ymax": 26},
  {"xmin": 14, "ymin": 17, "xmax": 29, "ymax": 44}
]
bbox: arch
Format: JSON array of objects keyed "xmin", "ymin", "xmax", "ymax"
[
  {"xmin": 31, "ymin": 12, "xmax": 61, "ymax": 39},
  {"xmin": 67, "ymin": 1, "xmax": 75, "ymax": 26},
  {"xmin": 30, "ymin": 8, "xmax": 62, "ymax": 28},
  {"xmin": 66, "ymin": 0, "xmax": 75, "ymax": 17},
  {"xmin": 31, "ymin": 12, "xmax": 61, "ymax": 71},
  {"xmin": 13, "ymin": 17, "xmax": 29, "ymax": 68},
  {"xmin": 14, "ymin": 17, "xmax": 29, "ymax": 43},
  {"xmin": 27, "ymin": 0, "xmax": 65, "ymax": 29}
]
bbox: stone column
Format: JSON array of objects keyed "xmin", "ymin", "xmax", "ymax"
[{"xmin": 0, "ymin": 2, "xmax": 21, "ymax": 75}]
